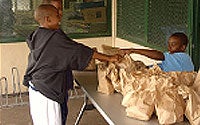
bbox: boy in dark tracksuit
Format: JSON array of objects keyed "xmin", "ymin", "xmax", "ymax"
[
  {"xmin": 23, "ymin": 4, "xmax": 121, "ymax": 125},
  {"xmin": 42, "ymin": 0, "xmax": 75, "ymax": 124}
]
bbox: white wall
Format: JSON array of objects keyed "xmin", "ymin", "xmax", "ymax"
[{"xmin": 0, "ymin": 42, "xmax": 29, "ymax": 93}]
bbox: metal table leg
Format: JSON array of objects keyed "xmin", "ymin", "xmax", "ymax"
[{"xmin": 74, "ymin": 94, "xmax": 88, "ymax": 125}]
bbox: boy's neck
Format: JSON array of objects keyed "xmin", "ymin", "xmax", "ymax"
[
  {"xmin": 39, "ymin": 24, "xmax": 59, "ymax": 30},
  {"xmin": 169, "ymin": 51, "xmax": 185, "ymax": 54}
]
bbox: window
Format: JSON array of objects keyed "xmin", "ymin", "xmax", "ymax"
[{"xmin": 0, "ymin": 0, "xmax": 111, "ymax": 43}]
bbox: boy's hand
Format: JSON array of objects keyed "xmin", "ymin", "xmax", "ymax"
[
  {"xmin": 118, "ymin": 49, "xmax": 132, "ymax": 56},
  {"xmin": 109, "ymin": 54, "xmax": 123, "ymax": 62}
]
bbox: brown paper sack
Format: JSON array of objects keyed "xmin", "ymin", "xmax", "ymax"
[
  {"xmin": 115, "ymin": 55, "xmax": 147, "ymax": 95},
  {"xmin": 118, "ymin": 69, "xmax": 136, "ymax": 95},
  {"xmin": 117, "ymin": 54, "xmax": 147, "ymax": 73},
  {"xmin": 155, "ymin": 88, "xmax": 185, "ymax": 125},
  {"xmin": 125, "ymin": 90, "xmax": 155, "ymax": 121},
  {"xmin": 192, "ymin": 69, "xmax": 200, "ymax": 95},
  {"xmin": 97, "ymin": 63, "xmax": 115, "ymax": 95},
  {"xmin": 84, "ymin": 58, "xmax": 96, "ymax": 71},
  {"xmin": 105, "ymin": 63, "xmax": 121, "ymax": 93},
  {"xmin": 122, "ymin": 91, "xmax": 135, "ymax": 107},
  {"xmin": 184, "ymin": 88, "xmax": 200, "ymax": 125},
  {"xmin": 168, "ymin": 71, "xmax": 197, "ymax": 86},
  {"xmin": 178, "ymin": 71, "xmax": 197, "ymax": 86},
  {"xmin": 121, "ymin": 70, "xmax": 152, "ymax": 107}
]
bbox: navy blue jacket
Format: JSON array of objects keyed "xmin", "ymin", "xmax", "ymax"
[{"xmin": 23, "ymin": 27, "xmax": 94, "ymax": 103}]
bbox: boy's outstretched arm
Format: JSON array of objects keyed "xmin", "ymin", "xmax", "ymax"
[
  {"xmin": 92, "ymin": 51, "xmax": 122, "ymax": 62},
  {"xmin": 119, "ymin": 48, "xmax": 164, "ymax": 60}
]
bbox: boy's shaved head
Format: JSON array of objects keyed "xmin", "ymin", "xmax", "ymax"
[
  {"xmin": 34, "ymin": 4, "xmax": 58, "ymax": 24},
  {"xmin": 170, "ymin": 32, "xmax": 189, "ymax": 46},
  {"xmin": 42, "ymin": 0, "xmax": 62, "ymax": 4},
  {"xmin": 42, "ymin": 0, "xmax": 63, "ymax": 17}
]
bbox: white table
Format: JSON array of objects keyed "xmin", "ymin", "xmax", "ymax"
[{"xmin": 73, "ymin": 71, "xmax": 189, "ymax": 125}]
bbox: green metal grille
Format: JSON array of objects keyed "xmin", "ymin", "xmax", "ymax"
[
  {"xmin": 117, "ymin": 0, "xmax": 147, "ymax": 44},
  {"xmin": 148, "ymin": 0, "xmax": 189, "ymax": 50},
  {"xmin": 117, "ymin": 0, "xmax": 191, "ymax": 51}
]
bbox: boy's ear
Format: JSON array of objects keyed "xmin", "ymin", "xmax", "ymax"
[
  {"xmin": 44, "ymin": 16, "xmax": 51, "ymax": 23},
  {"xmin": 181, "ymin": 44, "xmax": 186, "ymax": 51}
]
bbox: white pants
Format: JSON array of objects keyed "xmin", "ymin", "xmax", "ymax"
[{"xmin": 29, "ymin": 86, "xmax": 62, "ymax": 125}]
